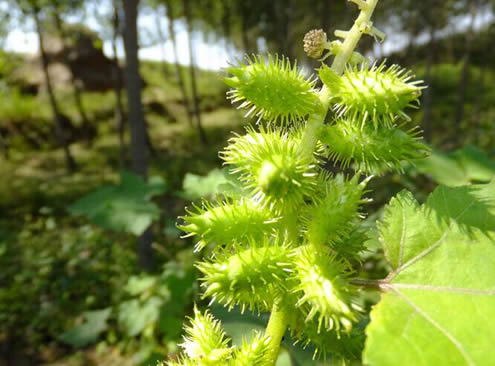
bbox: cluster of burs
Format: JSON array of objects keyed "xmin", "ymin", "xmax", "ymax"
[{"xmin": 166, "ymin": 12, "xmax": 427, "ymax": 366}]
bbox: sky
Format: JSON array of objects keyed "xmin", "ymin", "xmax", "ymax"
[
  {"xmin": 3, "ymin": 2, "xmax": 493, "ymax": 71},
  {"xmin": 3, "ymin": 2, "xmax": 235, "ymax": 70}
]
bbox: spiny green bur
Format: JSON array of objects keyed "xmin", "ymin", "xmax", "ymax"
[
  {"xmin": 164, "ymin": 0, "xmax": 430, "ymax": 365},
  {"xmin": 224, "ymin": 55, "xmax": 318, "ymax": 124}
]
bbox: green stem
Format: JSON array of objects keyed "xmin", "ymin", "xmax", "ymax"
[
  {"xmin": 264, "ymin": 303, "xmax": 290, "ymax": 365},
  {"xmin": 263, "ymin": 2, "xmax": 381, "ymax": 364},
  {"xmin": 331, "ymin": 0, "xmax": 380, "ymax": 75},
  {"xmin": 298, "ymin": 0, "xmax": 380, "ymax": 162},
  {"xmin": 263, "ymin": 210, "xmax": 297, "ymax": 365}
]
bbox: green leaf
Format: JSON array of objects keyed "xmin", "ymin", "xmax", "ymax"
[
  {"xmin": 68, "ymin": 171, "xmax": 166, "ymax": 235},
  {"xmin": 425, "ymin": 183, "xmax": 495, "ymax": 235},
  {"xmin": 415, "ymin": 146, "xmax": 495, "ymax": 186},
  {"xmin": 124, "ymin": 275, "xmax": 157, "ymax": 296},
  {"xmin": 118, "ymin": 297, "xmax": 163, "ymax": 337},
  {"xmin": 59, "ymin": 308, "xmax": 111, "ymax": 347},
  {"xmin": 181, "ymin": 168, "xmax": 229, "ymax": 200},
  {"xmin": 454, "ymin": 145, "xmax": 495, "ymax": 183},
  {"xmin": 365, "ymin": 181, "xmax": 495, "ymax": 366},
  {"xmin": 415, "ymin": 149, "xmax": 469, "ymax": 186}
]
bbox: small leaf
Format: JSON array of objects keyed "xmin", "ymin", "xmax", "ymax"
[
  {"xmin": 59, "ymin": 308, "xmax": 111, "ymax": 347},
  {"xmin": 118, "ymin": 297, "xmax": 163, "ymax": 337},
  {"xmin": 416, "ymin": 146, "xmax": 495, "ymax": 186},
  {"xmin": 181, "ymin": 169, "xmax": 229, "ymax": 200},
  {"xmin": 124, "ymin": 275, "xmax": 157, "ymax": 296},
  {"xmin": 69, "ymin": 171, "xmax": 166, "ymax": 235},
  {"xmin": 454, "ymin": 145, "xmax": 495, "ymax": 182},
  {"xmin": 415, "ymin": 149, "xmax": 469, "ymax": 186}
]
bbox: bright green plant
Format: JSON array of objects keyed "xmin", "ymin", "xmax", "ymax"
[
  {"xmin": 69, "ymin": 171, "xmax": 167, "ymax": 236},
  {"xmin": 164, "ymin": 1, "xmax": 495, "ymax": 365}
]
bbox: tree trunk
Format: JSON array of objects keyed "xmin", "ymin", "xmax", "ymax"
[
  {"xmin": 112, "ymin": 0, "xmax": 126, "ymax": 168},
  {"xmin": 123, "ymin": 0, "xmax": 154, "ymax": 270},
  {"xmin": 472, "ymin": 65, "xmax": 485, "ymax": 146},
  {"xmin": 164, "ymin": 0, "xmax": 193, "ymax": 127},
  {"xmin": 33, "ymin": 7, "xmax": 76, "ymax": 172},
  {"xmin": 53, "ymin": 12, "xmax": 94, "ymax": 147},
  {"xmin": 0, "ymin": 129, "xmax": 8, "ymax": 159},
  {"xmin": 183, "ymin": 0, "xmax": 207, "ymax": 144},
  {"xmin": 277, "ymin": 0, "xmax": 295, "ymax": 59},
  {"xmin": 405, "ymin": 10, "xmax": 419, "ymax": 63},
  {"xmin": 240, "ymin": 2, "xmax": 256, "ymax": 54},
  {"xmin": 421, "ymin": 27, "xmax": 437, "ymax": 143},
  {"xmin": 221, "ymin": 0, "xmax": 233, "ymax": 58},
  {"xmin": 154, "ymin": 11, "xmax": 172, "ymax": 80},
  {"xmin": 453, "ymin": 0, "xmax": 477, "ymax": 146},
  {"xmin": 320, "ymin": 0, "xmax": 332, "ymax": 33}
]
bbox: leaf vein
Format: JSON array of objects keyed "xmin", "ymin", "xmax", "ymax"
[
  {"xmin": 392, "ymin": 288, "xmax": 476, "ymax": 366},
  {"xmin": 388, "ymin": 199, "xmax": 476, "ymax": 280},
  {"xmin": 388, "ymin": 283, "xmax": 495, "ymax": 296}
]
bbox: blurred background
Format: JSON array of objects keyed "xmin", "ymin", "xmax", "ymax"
[{"xmin": 1, "ymin": 0, "xmax": 494, "ymax": 365}]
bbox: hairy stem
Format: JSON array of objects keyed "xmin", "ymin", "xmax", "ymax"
[
  {"xmin": 263, "ymin": 2, "xmax": 381, "ymax": 363},
  {"xmin": 264, "ymin": 210, "xmax": 297, "ymax": 365},
  {"xmin": 264, "ymin": 303, "xmax": 289, "ymax": 365},
  {"xmin": 298, "ymin": 0, "xmax": 380, "ymax": 162},
  {"xmin": 350, "ymin": 278, "xmax": 385, "ymax": 289}
]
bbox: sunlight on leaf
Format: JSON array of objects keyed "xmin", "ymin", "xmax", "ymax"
[
  {"xmin": 365, "ymin": 181, "xmax": 495, "ymax": 366},
  {"xmin": 180, "ymin": 168, "xmax": 229, "ymax": 200}
]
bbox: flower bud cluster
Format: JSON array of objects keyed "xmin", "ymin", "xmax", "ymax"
[{"xmin": 303, "ymin": 29, "xmax": 328, "ymax": 59}]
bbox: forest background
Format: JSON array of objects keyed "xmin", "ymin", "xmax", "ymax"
[{"xmin": 1, "ymin": 0, "xmax": 495, "ymax": 365}]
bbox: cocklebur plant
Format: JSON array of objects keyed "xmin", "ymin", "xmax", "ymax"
[{"xmin": 161, "ymin": 0, "xmax": 495, "ymax": 365}]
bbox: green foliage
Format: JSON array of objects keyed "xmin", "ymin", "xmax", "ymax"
[
  {"xmin": 69, "ymin": 171, "xmax": 167, "ymax": 236},
  {"xmin": 118, "ymin": 259, "xmax": 197, "ymax": 341},
  {"xmin": 60, "ymin": 308, "xmax": 112, "ymax": 347},
  {"xmin": 415, "ymin": 145, "xmax": 495, "ymax": 186},
  {"xmin": 180, "ymin": 168, "xmax": 229, "ymax": 200},
  {"xmin": 119, "ymin": 297, "xmax": 163, "ymax": 338},
  {"xmin": 0, "ymin": 219, "xmax": 136, "ymax": 351},
  {"xmin": 364, "ymin": 181, "xmax": 495, "ymax": 365},
  {"xmin": 0, "ymin": 87, "xmax": 43, "ymax": 122}
]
